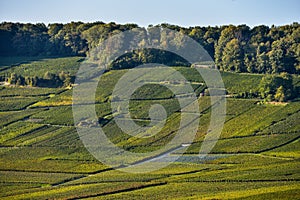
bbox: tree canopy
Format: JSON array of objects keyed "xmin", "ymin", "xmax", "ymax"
[
  {"xmin": 258, "ymin": 73, "xmax": 294, "ymax": 102},
  {"xmin": 0, "ymin": 21, "xmax": 299, "ymax": 74}
]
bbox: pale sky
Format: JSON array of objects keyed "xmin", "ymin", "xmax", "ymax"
[{"xmin": 0, "ymin": 0, "xmax": 299, "ymax": 27}]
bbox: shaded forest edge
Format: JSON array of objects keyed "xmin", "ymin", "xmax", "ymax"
[{"xmin": 0, "ymin": 21, "xmax": 299, "ymax": 74}]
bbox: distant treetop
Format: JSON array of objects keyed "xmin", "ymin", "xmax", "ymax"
[{"xmin": 0, "ymin": 21, "xmax": 299, "ymax": 74}]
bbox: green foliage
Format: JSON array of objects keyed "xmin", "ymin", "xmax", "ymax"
[
  {"xmin": 221, "ymin": 38, "xmax": 243, "ymax": 72},
  {"xmin": 258, "ymin": 73, "xmax": 294, "ymax": 101},
  {"xmin": 275, "ymin": 85, "xmax": 286, "ymax": 102},
  {"xmin": 214, "ymin": 23, "xmax": 299, "ymax": 74},
  {"xmin": 6, "ymin": 70, "xmax": 73, "ymax": 88},
  {"xmin": 1, "ymin": 22, "xmax": 300, "ymax": 74},
  {"xmin": 111, "ymin": 49, "xmax": 190, "ymax": 69}
]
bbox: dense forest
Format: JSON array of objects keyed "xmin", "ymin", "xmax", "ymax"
[{"xmin": 0, "ymin": 21, "xmax": 299, "ymax": 74}]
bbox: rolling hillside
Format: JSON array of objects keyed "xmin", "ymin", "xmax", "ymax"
[{"xmin": 0, "ymin": 57, "xmax": 299, "ymax": 199}]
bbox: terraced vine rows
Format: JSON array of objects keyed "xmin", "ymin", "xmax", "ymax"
[{"xmin": 0, "ymin": 57, "xmax": 299, "ymax": 199}]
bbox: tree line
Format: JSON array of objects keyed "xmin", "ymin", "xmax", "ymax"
[
  {"xmin": 7, "ymin": 71, "xmax": 73, "ymax": 88},
  {"xmin": 0, "ymin": 21, "xmax": 299, "ymax": 74},
  {"xmin": 258, "ymin": 73, "xmax": 294, "ymax": 102}
]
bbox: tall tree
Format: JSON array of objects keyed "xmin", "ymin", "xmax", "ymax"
[{"xmin": 222, "ymin": 38, "xmax": 243, "ymax": 72}]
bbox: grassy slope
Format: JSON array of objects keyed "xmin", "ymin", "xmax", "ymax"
[
  {"xmin": 0, "ymin": 56, "xmax": 83, "ymax": 78},
  {"xmin": 0, "ymin": 57, "xmax": 299, "ymax": 199}
]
